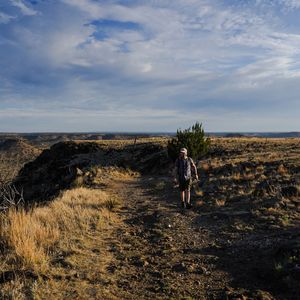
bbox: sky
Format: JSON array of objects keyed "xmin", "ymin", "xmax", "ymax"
[{"xmin": 0, "ymin": 0, "xmax": 300, "ymax": 132}]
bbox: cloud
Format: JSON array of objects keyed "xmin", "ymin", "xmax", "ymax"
[
  {"xmin": 0, "ymin": 0, "xmax": 300, "ymax": 131},
  {"xmin": 0, "ymin": 12, "xmax": 16, "ymax": 24},
  {"xmin": 278, "ymin": 0, "xmax": 300, "ymax": 10},
  {"xmin": 9, "ymin": 0, "xmax": 38, "ymax": 16}
]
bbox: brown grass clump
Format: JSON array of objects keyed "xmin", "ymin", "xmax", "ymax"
[
  {"xmin": 243, "ymin": 173, "xmax": 255, "ymax": 180},
  {"xmin": 89, "ymin": 166, "xmax": 139, "ymax": 187},
  {"xmin": 210, "ymin": 159, "xmax": 220, "ymax": 169},
  {"xmin": 201, "ymin": 162, "xmax": 210, "ymax": 172},
  {"xmin": 277, "ymin": 164, "xmax": 288, "ymax": 175},
  {"xmin": 232, "ymin": 172, "xmax": 241, "ymax": 181},
  {"xmin": 215, "ymin": 199, "xmax": 226, "ymax": 207},
  {"xmin": 256, "ymin": 164, "xmax": 265, "ymax": 173},
  {"xmin": 194, "ymin": 189, "xmax": 204, "ymax": 197},
  {"xmin": 195, "ymin": 200, "xmax": 205, "ymax": 207},
  {"xmin": 4, "ymin": 209, "xmax": 59, "ymax": 273},
  {"xmin": 43, "ymin": 187, "xmax": 119, "ymax": 232},
  {"xmin": 0, "ymin": 187, "xmax": 119, "ymax": 276}
]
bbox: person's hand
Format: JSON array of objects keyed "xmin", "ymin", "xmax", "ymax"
[{"xmin": 173, "ymin": 177, "xmax": 178, "ymax": 184}]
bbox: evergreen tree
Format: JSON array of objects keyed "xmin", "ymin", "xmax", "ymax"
[{"xmin": 167, "ymin": 122, "xmax": 210, "ymax": 161}]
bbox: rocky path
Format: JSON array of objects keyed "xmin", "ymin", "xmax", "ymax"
[
  {"xmin": 91, "ymin": 170, "xmax": 300, "ymax": 300},
  {"xmin": 100, "ymin": 174, "xmax": 298, "ymax": 300},
  {"xmin": 103, "ymin": 176, "xmax": 231, "ymax": 300}
]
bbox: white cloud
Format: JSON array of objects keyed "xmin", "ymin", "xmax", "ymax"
[
  {"xmin": 1, "ymin": 0, "xmax": 300, "ymax": 131},
  {"xmin": 10, "ymin": 0, "xmax": 38, "ymax": 16},
  {"xmin": 278, "ymin": 0, "xmax": 300, "ymax": 9},
  {"xmin": 6, "ymin": 1, "xmax": 297, "ymax": 82},
  {"xmin": 0, "ymin": 12, "xmax": 15, "ymax": 24}
]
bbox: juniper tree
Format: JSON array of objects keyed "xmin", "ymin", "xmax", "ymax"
[{"xmin": 167, "ymin": 122, "xmax": 210, "ymax": 161}]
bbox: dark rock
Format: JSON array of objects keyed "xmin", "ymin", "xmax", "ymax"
[
  {"xmin": 194, "ymin": 265, "xmax": 207, "ymax": 274},
  {"xmin": 14, "ymin": 141, "xmax": 103, "ymax": 203},
  {"xmin": 130, "ymin": 256, "xmax": 149, "ymax": 268},
  {"xmin": 281, "ymin": 185, "xmax": 299, "ymax": 198},
  {"xmin": 13, "ymin": 141, "xmax": 171, "ymax": 204},
  {"xmin": 172, "ymin": 262, "xmax": 188, "ymax": 272}
]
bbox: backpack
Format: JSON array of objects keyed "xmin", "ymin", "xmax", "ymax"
[{"xmin": 176, "ymin": 157, "xmax": 193, "ymax": 181}]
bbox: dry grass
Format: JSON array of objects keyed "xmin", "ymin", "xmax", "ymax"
[
  {"xmin": 194, "ymin": 189, "xmax": 204, "ymax": 197},
  {"xmin": 232, "ymin": 171, "xmax": 255, "ymax": 181},
  {"xmin": 0, "ymin": 187, "xmax": 120, "ymax": 288},
  {"xmin": 0, "ymin": 145, "xmax": 41, "ymax": 184},
  {"xmin": 277, "ymin": 164, "xmax": 288, "ymax": 175},
  {"xmin": 195, "ymin": 200, "xmax": 205, "ymax": 207},
  {"xmin": 94, "ymin": 166, "xmax": 139, "ymax": 179},
  {"xmin": 243, "ymin": 172, "xmax": 256, "ymax": 180},
  {"xmin": 74, "ymin": 137, "xmax": 169, "ymax": 149},
  {"xmin": 201, "ymin": 162, "xmax": 210, "ymax": 172},
  {"xmin": 215, "ymin": 199, "xmax": 226, "ymax": 207},
  {"xmin": 89, "ymin": 166, "xmax": 139, "ymax": 187},
  {"xmin": 3, "ymin": 208, "xmax": 59, "ymax": 272},
  {"xmin": 256, "ymin": 164, "xmax": 265, "ymax": 173},
  {"xmin": 232, "ymin": 172, "xmax": 241, "ymax": 181}
]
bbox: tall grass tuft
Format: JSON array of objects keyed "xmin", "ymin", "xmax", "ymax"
[{"xmin": 0, "ymin": 187, "xmax": 117, "ymax": 274}]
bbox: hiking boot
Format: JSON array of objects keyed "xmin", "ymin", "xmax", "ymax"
[
  {"xmin": 186, "ymin": 202, "xmax": 192, "ymax": 209},
  {"xmin": 181, "ymin": 201, "xmax": 186, "ymax": 209}
]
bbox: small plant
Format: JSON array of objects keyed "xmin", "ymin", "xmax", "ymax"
[
  {"xmin": 256, "ymin": 164, "xmax": 265, "ymax": 173},
  {"xmin": 167, "ymin": 122, "xmax": 210, "ymax": 161},
  {"xmin": 0, "ymin": 184, "xmax": 24, "ymax": 212},
  {"xmin": 155, "ymin": 181, "xmax": 166, "ymax": 190},
  {"xmin": 104, "ymin": 197, "xmax": 120, "ymax": 211},
  {"xmin": 280, "ymin": 214, "xmax": 290, "ymax": 226},
  {"xmin": 274, "ymin": 261, "xmax": 283, "ymax": 272},
  {"xmin": 278, "ymin": 164, "xmax": 288, "ymax": 175},
  {"xmin": 232, "ymin": 172, "xmax": 241, "ymax": 181},
  {"xmin": 215, "ymin": 199, "xmax": 226, "ymax": 207}
]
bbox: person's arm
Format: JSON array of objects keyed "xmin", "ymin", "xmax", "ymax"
[
  {"xmin": 173, "ymin": 159, "xmax": 178, "ymax": 182},
  {"xmin": 190, "ymin": 158, "xmax": 199, "ymax": 180}
]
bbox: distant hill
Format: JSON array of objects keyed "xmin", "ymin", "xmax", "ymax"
[
  {"xmin": 0, "ymin": 138, "xmax": 41, "ymax": 183},
  {"xmin": 0, "ymin": 132, "xmax": 171, "ymax": 146},
  {"xmin": 0, "ymin": 132, "xmax": 300, "ymax": 143},
  {"xmin": 208, "ymin": 132, "xmax": 300, "ymax": 138},
  {"xmin": 0, "ymin": 138, "xmax": 41, "ymax": 157}
]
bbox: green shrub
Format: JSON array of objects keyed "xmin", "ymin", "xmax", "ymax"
[{"xmin": 167, "ymin": 122, "xmax": 210, "ymax": 161}]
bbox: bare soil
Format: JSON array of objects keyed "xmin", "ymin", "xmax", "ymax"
[{"xmin": 99, "ymin": 173, "xmax": 295, "ymax": 300}]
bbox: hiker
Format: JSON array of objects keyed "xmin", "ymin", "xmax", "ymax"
[{"xmin": 173, "ymin": 148, "xmax": 198, "ymax": 209}]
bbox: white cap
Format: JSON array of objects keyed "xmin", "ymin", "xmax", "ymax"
[{"xmin": 180, "ymin": 147, "xmax": 187, "ymax": 154}]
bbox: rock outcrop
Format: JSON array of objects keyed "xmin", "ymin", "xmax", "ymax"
[{"xmin": 14, "ymin": 141, "xmax": 170, "ymax": 203}]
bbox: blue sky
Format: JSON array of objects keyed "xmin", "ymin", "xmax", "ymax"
[{"xmin": 1, "ymin": 0, "xmax": 300, "ymax": 132}]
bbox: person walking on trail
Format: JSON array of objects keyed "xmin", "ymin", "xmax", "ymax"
[{"xmin": 173, "ymin": 148, "xmax": 198, "ymax": 209}]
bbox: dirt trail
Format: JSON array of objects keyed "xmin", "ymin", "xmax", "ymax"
[
  {"xmin": 101, "ymin": 173, "xmax": 300, "ymax": 300},
  {"xmin": 102, "ymin": 176, "xmax": 231, "ymax": 300}
]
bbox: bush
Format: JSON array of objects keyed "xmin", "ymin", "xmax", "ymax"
[{"xmin": 167, "ymin": 122, "xmax": 210, "ymax": 161}]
